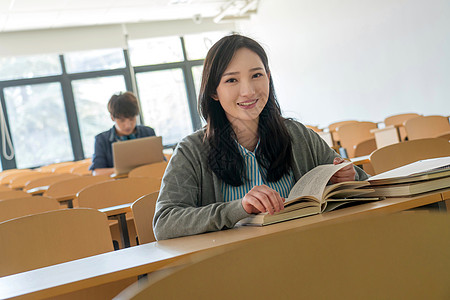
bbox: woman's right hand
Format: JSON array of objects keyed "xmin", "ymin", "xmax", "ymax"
[{"xmin": 242, "ymin": 185, "xmax": 285, "ymax": 215}]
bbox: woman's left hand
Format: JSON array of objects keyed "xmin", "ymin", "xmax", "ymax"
[{"xmin": 330, "ymin": 157, "xmax": 356, "ymax": 183}]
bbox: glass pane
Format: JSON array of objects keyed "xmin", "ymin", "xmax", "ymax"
[
  {"xmin": 4, "ymin": 83, "xmax": 73, "ymax": 168},
  {"xmin": 136, "ymin": 69, "xmax": 193, "ymax": 145},
  {"xmin": 129, "ymin": 36, "xmax": 184, "ymax": 66},
  {"xmin": 64, "ymin": 48, "xmax": 125, "ymax": 73},
  {"xmin": 184, "ymin": 31, "xmax": 228, "ymax": 60},
  {"xmin": 72, "ymin": 76, "xmax": 127, "ymax": 157},
  {"xmin": 191, "ymin": 65, "xmax": 206, "ymax": 126},
  {"xmin": 0, "ymin": 54, "xmax": 61, "ymax": 81}
]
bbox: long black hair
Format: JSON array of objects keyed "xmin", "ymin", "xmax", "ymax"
[{"xmin": 199, "ymin": 34, "xmax": 292, "ymax": 186}]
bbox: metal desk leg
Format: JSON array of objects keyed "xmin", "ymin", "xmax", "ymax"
[{"xmin": 109, "ymin": 213, "xmax": 131, "ymax": 248}]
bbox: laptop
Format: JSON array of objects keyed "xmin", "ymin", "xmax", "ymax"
[{"xmin": 112, "ymin": 136, "xmax": 164, "ymax": 176}]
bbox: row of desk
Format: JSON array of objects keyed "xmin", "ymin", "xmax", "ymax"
[{"xmin": 1, "ymin": 188, "xmax": 448, "ymax": 299}]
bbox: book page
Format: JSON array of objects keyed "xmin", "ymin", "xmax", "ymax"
[{"xmin": 287, "ymin": 162, "xmax": 352, "ymax": 203}]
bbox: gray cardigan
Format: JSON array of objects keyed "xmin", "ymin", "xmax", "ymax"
[{"xmin": 153, "ymin": 120, "xmax": 368, "ymax": 240}]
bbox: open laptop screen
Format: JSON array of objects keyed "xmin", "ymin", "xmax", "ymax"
[{"xmin": 112, "ymin": 136, "xmax": 164, "ymax": 175}]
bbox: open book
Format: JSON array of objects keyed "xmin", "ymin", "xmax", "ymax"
[
  {"xmin": 362, "ymin": 156, "xmax": 450, "ymax": 197},
  {"xmin": 239, "ymin": 162, "xmax": 377, "ymax": 226}
]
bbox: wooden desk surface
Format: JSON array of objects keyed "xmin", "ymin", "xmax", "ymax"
[
  {"xmin": 0, "ymin": 190, "xmax": 447, "ymax": 300},
  {"xmin": 349, "ymin": 155, "xmax": 370, "ymax": 165},
  {"xmin": 99, "ymin": 203, "xmax": 132, "ymax": 217}
]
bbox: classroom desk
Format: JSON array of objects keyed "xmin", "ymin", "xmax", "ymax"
[
  {"xmin": 370, "ymin": 125, "xmax": 402, "ymax": 148},
  {"xmin": 0, "ymin": 189, "xmax": 448, "ymax": 300},
  {"xmin": 349, "ymin": 155, "xmax": 371, "ymax": 166},
  {"xmin": 99, "ymin": 203, "xmax": 133, "ymax": 248},
  {"xmin": 25, "ymin": 185, "xmax": 49, "ymax": 196}
]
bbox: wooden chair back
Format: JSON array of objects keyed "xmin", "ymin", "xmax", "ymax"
[
  {"xmin": 370, "ymin": 138, "xmax": 450, "ymax": 174},
  {"xmin": 76, "ymin": 177, "xmax": 161, "ymax": 209},
  {"xmin": 353, "ymin": 138, "xmax": 377, "ymax": 176},
  {"xmin": 115, "ymin": 213, "xmax": 450, "ymax": 300},
  {"xmin": 131, "ymin": 192, "xmax": 159, "ymax": 245},
  {"xmin": 44, "ymin": 175, "xmax": 111, "ymax": 201},
  {"xmin": 0, "ymin": 196, "xmax": 60, "ymax": 223},
  {"xmin": 0, "ymin": 169, "xmax": 34, "ymax": 185},
  {"xmin": 71, "ymin": 162, "xmax": 92, "ymax": 176},
  {"xmin": 435, "ymin": 131, "xmax": 450, "ymax": 141},
  {"xmin": 0, "ymin": 185, "xmax": 12, "ymax": 192},
  {"xmin": 337, "ymin": 121, "xmax": 378, "ymax": 158},
  {"xmin": 23, "ymin": 173, "xmax": 80, "ymax": 192},
  {"xmin": 328, "ymin": 120, "xmax": 358, "ymax": 147},
  {"xmin": 404, "ymin": 115, "xmax": 450, "ymax": 140},
  {"xmin": 128, "ymin": 161, "xmax": 169, "ymax": 180},
  {"xmin": 0, "ymin": 208, "xmax": 113, "ymax": 277},
  {"xmin": 0, "ymin": 169, "xmax": 31, "ymax": 180},
  {"xmin": 52, "ymin": 161, "xmax": 82, "ymax": 174},
  {"xmin": 8, "ymin": 172, "xmax": 54, "ymax": 189},
  {"xmin": 37, "ymin": 161, "xmax": 73, "ymax": 173},
  {"xmin": 305, "ymin": 125, "xmax": 322, "ymax": 133},
  {"xmin": 384, "ymin": 113, "xmax": 420, "ymax": 141},
  {"xmin": 0, "ymin": 190, "xmax": 32, "ymax": 200}
]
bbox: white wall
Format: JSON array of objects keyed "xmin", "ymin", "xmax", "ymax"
[{"xmin": 238, "ymin": 0, "xmax": 450, "ymax": 128}]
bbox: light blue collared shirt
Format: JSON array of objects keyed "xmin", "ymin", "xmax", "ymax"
[{"xmin": 222, "ymin": 141, "xmax": 295, "ymax": 202}]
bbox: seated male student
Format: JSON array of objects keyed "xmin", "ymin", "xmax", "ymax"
[{"xmin": 89, "ymin": 92, "xmax": 156, "ymax": 176}]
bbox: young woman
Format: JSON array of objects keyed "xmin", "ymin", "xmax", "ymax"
[
  {"xmin": 89, "ymin": 92, "xmax": 156, "ymax": 176},
  {"xmin": 153, "ymin": 34, "xmax": 368, "ymax": 240}
]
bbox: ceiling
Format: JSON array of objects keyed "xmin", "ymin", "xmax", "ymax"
[{"xmin": 0, "ymin": 0, "xmax": 258, "ymax": 33}]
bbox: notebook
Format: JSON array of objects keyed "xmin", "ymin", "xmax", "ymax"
[{"xmin": 112, "ymin": 136, "xmax": 164, "ymax": 176}]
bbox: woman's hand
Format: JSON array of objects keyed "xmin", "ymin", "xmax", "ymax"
[
  {"xmin": 242, "ymin": 185, "xmax": 285, "ymax": 215},
  {"xmin": 330, "ymin": 157, "xmax": 356, "ymax": 183}
]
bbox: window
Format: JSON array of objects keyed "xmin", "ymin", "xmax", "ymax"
[
  {"xmin": 136, "ymin": 69, "xmax": 193, "ymax": 145},
  {"xmin": 64, "ymin": 48, "xmax": 125, "ymax": 73},
  {"xmin": 183, "ymin": 31, "xmax": 227, "ymax": 60},
  {"xmin": 0, "ymin": 54, "xmax": 61, "ymax": 81},
  {"xmin": 72, "ymin": 76, "xmax": 127, "ymax": 157},
  {"xmin": 128, "ymin": 36, "xmax": 184, "ymax": 66},
  {"xmin": 3, "ymin": 82, "xmax": 73, "ymax": 168}
]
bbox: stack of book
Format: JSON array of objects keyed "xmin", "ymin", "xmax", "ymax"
[{"xmin": 362, "ymin": 156, "xmax": 450, "ymax": 197}]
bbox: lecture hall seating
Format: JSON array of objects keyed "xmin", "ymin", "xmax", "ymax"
[
  {"xmin": 336, "ymin": 121, "xmax": 377, "ymax": 158},
  {"xmin": 115, "ymin": 213, "xmax": 450, "ymax": 300},
  {"xmin": 404, "ymin": 115, "xmax": 450, "ymax": 140},
  {"xmin": 384, "ymin": 112, "xmax": 421, "ymax": 141},
  {"xmin": 131, "ymin": 192, "xmax": 159, "ymax": 245}
]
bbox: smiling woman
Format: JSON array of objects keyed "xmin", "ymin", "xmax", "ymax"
[{"xmin": 152, "ymin": 34, "xmax": 369, "ymax": 240}]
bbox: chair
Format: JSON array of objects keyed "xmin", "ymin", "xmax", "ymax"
[
  {"xmin": 131, "ymin": 192, "xmax": 159, "ymax": 245},
  {"xmin": 337, "ymin": 121, "xmax": 378, "ymax": 158},
  {"xmin": 0, "ymin": 169, "xmax": 34, "ymax": 185},
  {"xmin": 71, "ymin": 162, "xmax": 92, "ymax": 176},
  {"xmin": 384, "ymin": 113, "xmax": 420, "ymax": 141},
  {"xmin": 77, "ymin": 177, "xmax": 161, "ymax": 248},
  {"xmin": 0, "ymin": 168, "xmax": 31, "ymax": 180},
  {"xmin": 353, "ymin": 138, "xmax": 377, "ymax": 176},
  {"xmin": 305, "ymin": 125, "xmax": 322, "ymax": 133},
  {"xmin": 0, "ymin": 190, "xmax": 32, "ymax": 200},
  {"xmin": 328, "ymin": 120, "xmax": 358, "ymax": 147},
  {"xmin": 435, "ymin": 131, "xmax": 450, "ymax": 141},
  {"xmin": 0, "ymin": 185, "xmax": 12, "ymax": 192},
  {"xmin": 404, "ymin": 115, "xmax": 450, "ymax": 140},
  {"xmin": 115, "ymin": 213, "xmax": 450, "ymax": 300},
  {"xmin": 370, "ymin": 138, "xmax": 450, "ymax": 174},
  {"xmin": 0, "ymin": 196, "xmax": 60, "ymax": 223},
  {"xmin": 23, "ymin": 173, "xmax": 80, "ymax": 193},
  {"xmin": 0, "ymin": 208, "xmax": 113, "ymax": 277},
  {"xmin": 37, "ymin": 161, "xmax": 74, "ymax": 173},
  {"xmin": 8, "ymin": 171, "xmax": 55, "ymax": 189},
  {"xmin": 128, "ymin": 161, "xmax": 168, "ymax": 179},
  {"xmin": 52, "ymin": 161, "xmax": 82, "ymax": 174},
  {"xmin": 44, "ymin": 175, "xmax": 112, "ymax": 207}
]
